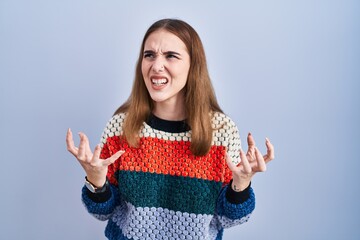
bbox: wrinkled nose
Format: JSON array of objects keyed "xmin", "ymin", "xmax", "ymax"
[{"xmin": 152, "ymin": 57, "xmax": 165, "ymax": 72}]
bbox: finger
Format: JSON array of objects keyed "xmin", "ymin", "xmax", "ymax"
[
  {"xmin": 264, "ymin": 137, "xmax": 275, "ymax": 162},
  {"xmin": 66, "ymin": 128, "xmax": 78, "ymax": 156},
  {"xmin": 93, "ymin": 144, "xmax": 102, "ymax": 161},
  {"xmin": 80, "ymin": 132, "xmax": 93, "ymax": 158},
  {"xmin": 101, "ymin": 150, "xmax": 125, "ymax": 167},
  {"xmin": 247, "ymin": 133, "xmax": 256, "ymax": 159},
  {"xmin": 87, "ymin": 144, "xmax": 102, "ymax": 167},
  {"xmin": 80, "ymin": 132, "xmax": 94, "ymax": 161},
  {"xmin": 255, "ymin": 147, "xmax": 267, "ymax": 172},
  {"xmin": 225, "ymin": 153, "xmax": 237, "ymax": 172},
  {"xmin": 77, "ymin": 132, "xmax": 87, "ymax": 161},
  {"xmin": 240, "ymin": 149, "xmax": 252, "ymax": 173},
  {"xmin": 247, "ymin": 132, "xmax": 256, "ymax": 148},
  {"xmin": 246, "ymin": 150, "xmax": 255, "ymax": 162}
]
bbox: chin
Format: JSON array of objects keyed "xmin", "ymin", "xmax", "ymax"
[{"xmin": 148, "ymin": 94, "xmax": 167, "ymax": 103}]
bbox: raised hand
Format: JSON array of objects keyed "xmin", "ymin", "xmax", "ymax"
[
  {"xmin": 66, "ymin": 128, "xmax": 124, "ymax": 187},
  {"xmin": 226, "ymin": 133, "xmax": 275, "ymax": 192}
]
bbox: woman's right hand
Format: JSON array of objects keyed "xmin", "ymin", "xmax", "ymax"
[{"xmin": 66, "ymin": 128, "xmax": 124, "ymax": 187}]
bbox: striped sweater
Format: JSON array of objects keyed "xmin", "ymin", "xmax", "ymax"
[{"xmin": 82, "ymin": 112, "xmax": 255, "ymax": 240}]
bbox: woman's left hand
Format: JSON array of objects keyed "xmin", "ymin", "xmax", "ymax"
[{"xmin": 226, "ymin": 133, "xmax": 275, "ymax": 192}]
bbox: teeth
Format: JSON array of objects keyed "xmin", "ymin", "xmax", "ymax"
[{"xmin": 151, "ymin": 78, "xmax": 167, "ymax": 86}]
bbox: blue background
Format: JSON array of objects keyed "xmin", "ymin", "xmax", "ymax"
[{"xmin": 1, "ymin": 0, "xmax": 359, "ymax": 239}]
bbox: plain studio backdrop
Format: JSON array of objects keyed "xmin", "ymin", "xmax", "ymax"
[{"xmin": 0, "ymin": 0, "xmax": 359, "ymax": 239}]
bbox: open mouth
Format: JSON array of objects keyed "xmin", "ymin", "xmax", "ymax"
[{"xmin": 151, "ymin": 78, "xmax": 168, "ymax": 86}]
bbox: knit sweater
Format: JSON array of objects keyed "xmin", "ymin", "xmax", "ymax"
[{"xmin": 82, "ymin": 112, "xmax": 255, "ymax": 240}]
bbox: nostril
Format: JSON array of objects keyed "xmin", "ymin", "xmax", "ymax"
[{"xmin": 152, "ymin": 64, "xmax": 165, "ymax": 72}]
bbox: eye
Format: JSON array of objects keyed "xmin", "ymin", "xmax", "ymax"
[
  {"xmin": 165, "ymin": 51, "xmax": 180, "ymax": 60},
  {"xmin": 144, "ymin": 53, "xmax": 155, "ymax": 59},
  {"xmin": 166, "ymin": 54, "xmax": 179, "ymax": 59}
]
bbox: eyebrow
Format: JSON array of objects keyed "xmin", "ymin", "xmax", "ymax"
[{"xmin": 143, "ymin": 50, "xmax": 181, "ymax": 56}]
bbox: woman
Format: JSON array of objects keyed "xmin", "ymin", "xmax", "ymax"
[{"xmin": 66, "ymin": 18, "xmax": 274, "ymax": 240}]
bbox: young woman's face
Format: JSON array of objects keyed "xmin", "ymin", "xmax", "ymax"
[{"xmin": 142, "ymin": 30, "xmax": 190, "ymax": 107}]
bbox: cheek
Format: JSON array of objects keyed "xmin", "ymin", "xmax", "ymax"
[
  {"xmin": 179, "ymin": 65, "xmax": 190, "ymax": 82},
  {"xmin": 172, "ymin": 62, "xmax": 189, "ymax": 76},
  {"xmin": 141, "ymin": 61, "xmax": 149, "ymax": 77}
]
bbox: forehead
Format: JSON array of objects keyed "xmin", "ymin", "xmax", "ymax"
[{"xmin": 144, "ymin": 30, "xmax": 188, "ymax": 52}]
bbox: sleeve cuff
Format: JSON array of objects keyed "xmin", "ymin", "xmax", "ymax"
[
  {"xmin": 85, "ymin": 184, "xmax": 112, "ymax": 203},
  {"xmin": 225, "ymin": 179, "xmax": 251, "ymax": 204}
]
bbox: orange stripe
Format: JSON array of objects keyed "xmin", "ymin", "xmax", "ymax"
[{"xmin": 103, "ymin": 136, "xmax": 232, "ymax": 184}]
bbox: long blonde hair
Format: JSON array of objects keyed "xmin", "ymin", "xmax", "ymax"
[{"xmin": 114, "ymin": 19, "xmax": 223, "ymax": 156}]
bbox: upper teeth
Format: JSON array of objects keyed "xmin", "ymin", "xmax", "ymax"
[{"xmin": 152, "ymin": 78, "xmax": 167, "ymax": 85}]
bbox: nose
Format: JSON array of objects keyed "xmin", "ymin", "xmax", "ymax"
[{"xmin": 152, "ymin": 56, "xmax": 165, "ymax": 72}]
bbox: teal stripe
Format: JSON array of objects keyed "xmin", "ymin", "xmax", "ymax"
[{"xmin": 116, "ymin": 170, "xmax": 223, "ymax": 215}]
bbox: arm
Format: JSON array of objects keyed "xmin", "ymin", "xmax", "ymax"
[
  {"xmin": 217, "ymin": 133, "xmax": 274, "ymax": 228},
  {"xmin": 215, "ymin": 181, "xmax": 255, "ymax": 228},
  {"xmin": 214, "ymin": 116, "xmax": 274, "ymax": 228},
  {"xmin": 82, "ymin": 183, "xmax": 122, "ymax": 221},
  {"xmin": 66, "ymin": 128, "xmax": 125, "ymax": 220}
]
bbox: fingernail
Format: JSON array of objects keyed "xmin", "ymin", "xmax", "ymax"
[
  {"xmin": 265, "ymin": 137, "xmax": 269, "ymax": 142},
  {"xmin": 248, "ymin": 132, "xmax": 252, "ymax": 136}
]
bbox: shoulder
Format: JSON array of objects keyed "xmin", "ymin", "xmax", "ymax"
[
  {"xmin": 100, "ymin": 113, "xmax": 127, "ymax": 144},
  {"xmin": 212, "ymin": 112, "xmax": 242, "ymax": 164},
  {"xmin": 105, "ymin": 113, "xmax": 127, "ymax": 131},
  {"xmin": 211, "ymin": 112, "xmax": 241, "ymax": 149},
  {"xmin": 211, "ymin": 112, "xmax": 239, "ymax": 131}
]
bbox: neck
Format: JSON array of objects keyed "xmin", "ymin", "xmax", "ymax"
[{"xmin": 152, "ymin": 99, "xmax": 186, "ymax": 121}]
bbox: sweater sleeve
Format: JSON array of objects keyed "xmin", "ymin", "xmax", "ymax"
[
  {"xmin": 81, "ymin": 116, "xmax": 124, "ymax": 221},
  {"xmin": 225, "ymin": 179, "xmax": 251, "ymax": 204},
  {"xmin": 82, "ymin": 184, "xmax": 122, "ymax": 221},
  {"xmin": 214, "ymin": 115, "xmax": 256, "ymax": 228},
  {"xmin": 215, "ymin": 184, "xmax": 255, "ymax": 229}
]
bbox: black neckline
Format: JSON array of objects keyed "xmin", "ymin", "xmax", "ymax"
[{"xmin": 146, "ymin": 114, "xmax": 190, "ymax": 133}]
